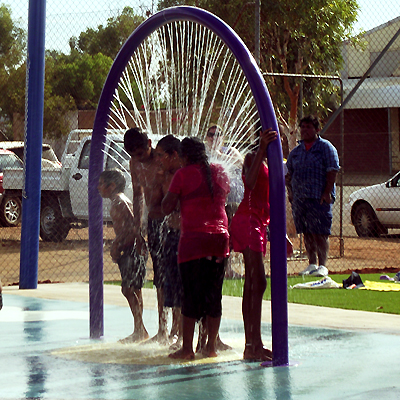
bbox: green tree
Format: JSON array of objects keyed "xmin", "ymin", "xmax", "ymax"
[
  {"xmin": 0, "ymin": 4, "xmax": 146, "ymax": 140},
  {"xmin": 43, "ymin": 6, "xmax": 146, "ymax": 137},
  {"xmin": 0, "ymin": 4, "xmax": 25, "ymax": 69},
  {"xmin": 260, "ymin": 0, "xmax": 359, "ymax": 147},
  {"xmin": 158, "ymin": 0, "xmax": 360, "ymax": 146},
  {"xmin": 0, "ymin": 63, "xmax": 25, "ymax": 120},
  {"xmin": 1, "ymin": 50, "xmax": 114, "ymax": 140},
  {"xmin": 69, "ymin": 7, "xmax": 145, "ymax": 59},
  {"xmin": 0, "ymin": 4, "xmax": 26, "ymax": 138},
  {"xmin": 38, "ymin": 50, "xmax": 113, "ymax": 139},
  {"xmin": 46, "ymin": 50, "xmax": 113, "ymax": 110}
]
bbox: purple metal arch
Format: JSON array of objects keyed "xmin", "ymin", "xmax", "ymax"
[{"xmin": 89, "ymin": 6, "xmax": 288, "ymax": 365}]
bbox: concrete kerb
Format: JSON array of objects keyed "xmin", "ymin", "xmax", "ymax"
[{"xmin": 4, "ymin": 282, "xmax": 400, "ymax": 335}]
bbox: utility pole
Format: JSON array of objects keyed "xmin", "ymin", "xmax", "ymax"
[{"xmin": 255, "ymin": 0, "xmax": 260, "ymax": 66}]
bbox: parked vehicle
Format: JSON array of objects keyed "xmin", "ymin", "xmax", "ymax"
[
  {"xmin": 0, "ymin": 141, "xmax": 62, "ymax": 169},
  {"xmin": 2, "ymin": 130, "xmax": 132, "ymax": 241},
  {"xmin": 346, "ymin": 171, "xmax": 400, "ymax": 237},
  {"xmin": 0, "ymin": 149, "xmax": 24, "ymax": 226}
]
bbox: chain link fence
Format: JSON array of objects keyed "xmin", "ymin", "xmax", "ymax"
[{"xmin": 1, "ymin": 0, "xmax": 400, "ymax": 285}]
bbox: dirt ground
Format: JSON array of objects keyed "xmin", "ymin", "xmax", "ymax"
[{"xmin": 1, "ymin": 226, "xmax": 399, "ymax": 286}]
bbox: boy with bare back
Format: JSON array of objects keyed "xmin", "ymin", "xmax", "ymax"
[
  {"xmin": 124, "ymin": 127, "xmax": 169, "ymax": 344},
  {"xmin": 98, "ymin": 169, "xmax": 148, "ymax": 343}
]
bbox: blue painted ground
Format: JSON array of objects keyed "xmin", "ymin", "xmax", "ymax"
[{"xmin": 1, "ymin": 294, "xmax": 400, "ymax": 399}]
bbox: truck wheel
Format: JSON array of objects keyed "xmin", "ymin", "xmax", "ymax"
[
  {"xmin": 40, "ymin": 201, "xmax": 71, "ymax": 242},
  {"xmin": 0, "ymin": 196, "xmax": 22, "ymax": 227}
]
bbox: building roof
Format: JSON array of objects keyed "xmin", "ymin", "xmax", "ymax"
[{"xmin": 343, "ymin": 77, "xmax": 400, "ymax": 109}]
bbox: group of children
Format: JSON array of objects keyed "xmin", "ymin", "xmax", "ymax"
[{"xmin": 97, "ymin": 126, "xmax": 277, "ymax": 361}]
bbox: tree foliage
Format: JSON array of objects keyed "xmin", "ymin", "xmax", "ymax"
[
  {"xmin": 158, "ymin": 0, "xmax": 360, "ymax": 145},
  {"xmin": 260, "ymin": 0, "xmax": 359, "ymax": 142},
  {"xmin": 0, "ymin": 4, "xmax": 26, "ymax": 138},
  {"xmin": 0, "ymin": 5, "xmax": 145, "ymax": 139},
  {"xmin": 46, "ymin": 50, "xmax": 113, "ymax": 110},
  {"xmin": 69, "ymin": 7, "xmax": 145, "ymax": 59},
  {"xmin": 1, "ymin": 1, "xmax": 360, "ymax": 142},
  {"xmin": 0, "ymin": 4, "xmax": 25, "ymax": 69}
]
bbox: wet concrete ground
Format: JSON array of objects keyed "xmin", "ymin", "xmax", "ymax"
[{"xmin": 1, "ymin": 284, "xmax": 400, "ymax": 399}]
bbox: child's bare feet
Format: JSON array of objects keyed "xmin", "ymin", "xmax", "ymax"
[
  {"xmin": 146, "ymin": 331, "xmax": 169, "ymax": 345},
  {"xmin": 169, "ymin": 335, "xmax": 183, "ymax": 351},
  {"xmin": 197, "ymin": 334, "xmax": 229, "ymax": 352},
  {"xmin": 168, "ymin": 348, "xmax": 195, "ymax": 360},
  {"xmin": 243, "ymin": 344, "xmax": 273, "ymax": 361},
  {"xmin": 215, "ymin": 336, "xmax": 232, "ymax": 351},
  {"xmin": 201, "ymin": 344, "xmax": 218, "ymax": 358},
  {"xmin": 258, "ymin": 346, "xmax": 273, "ymax": 361},
  {"xmin": 195, "ymin": 336, "xmax": 206, "ymax": 353},
  {"xmin": 118, "ymin": 330, "xmax": 149, "ymax": 344}
]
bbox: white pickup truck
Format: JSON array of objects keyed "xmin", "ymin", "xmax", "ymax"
[{"xmin": 2, "ymin": 130, "xmax": 132, "ymax": 242}]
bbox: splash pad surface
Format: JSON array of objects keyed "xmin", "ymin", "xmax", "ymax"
[
  {"xmin": 52, "ymin": 339, "xmax": 245, "ymax": 366},
  {"xmin": 2, "ymin": 284, "xmax": 400, "ymax": 400}
]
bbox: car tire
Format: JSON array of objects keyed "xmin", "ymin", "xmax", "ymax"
[
  {"xmin": 40, "ymin": 200, "xmax": 71, "ymax": 242},
  {"xmin": 353, "ymin": 203, "xmax": 381, "ymax": 237},
  {"xmin": 0, "ymin": 196, "xmax": 22, "ymax": 227}
]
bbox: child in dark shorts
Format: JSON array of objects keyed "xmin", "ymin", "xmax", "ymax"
[
  {"xmin": 98, "ymin": 169, "xmax": 149, "ymax": 343},
  {"xmin": 118, "ymin": 245, "xmax": 147, "ymax": 290},
  {"xmin": 162, "ymin": 227, "xmax": 182, "ymax": 310}
]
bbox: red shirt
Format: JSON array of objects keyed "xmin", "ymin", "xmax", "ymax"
[
  {"xmin": 235, "ymin": 163, "xmax": 270, "ymax": 225},
  {"xmin": 168, "ymin": 163, "xmax": 230, "ymax": 263},
  {"xmin": 304, "ymin": 140, "xmax": 316, "ymax": 151}
]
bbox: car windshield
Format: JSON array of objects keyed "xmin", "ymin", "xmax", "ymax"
[{"xmin": 0, "ymin": 154, "xmax": 23, "ymax": 172}]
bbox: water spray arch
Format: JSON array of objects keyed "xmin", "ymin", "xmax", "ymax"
[{"xmin": 89, "ymin": 6, "xmax": 288, "ymax": 366}]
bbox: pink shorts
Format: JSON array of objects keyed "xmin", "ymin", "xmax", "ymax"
[{"xmin": 230, "ymin": 213, "xmax": 268, "ymax": 255}]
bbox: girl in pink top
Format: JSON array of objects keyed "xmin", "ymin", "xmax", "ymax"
[
  {"xmin": 168, "ymin": 161, "xmax": 230, "ymax": 264},
  {"xmin": 230, "ymin": 128, "xmax": 277, "ymax": 362},
  {"xmin": 162, "ymin": 137, "xmax": 230, "ymax": 360}
]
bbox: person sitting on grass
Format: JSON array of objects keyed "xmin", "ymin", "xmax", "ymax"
[{"xmin": 98, "ymin": 169, "xmax": 148, "ymax": 343}]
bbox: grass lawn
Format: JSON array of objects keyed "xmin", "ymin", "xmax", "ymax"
[
  {"xmin": 106, "ymin": 273, "xmax": 400, "ymax": 315},
  {"xmin": 224, "ymin": 274, "xmax": 400, "ymax": 315}
]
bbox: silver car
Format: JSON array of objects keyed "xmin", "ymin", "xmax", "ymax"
[{"xmin": 346, "ymin": 172, "xmax": 400, "ymax": 237}]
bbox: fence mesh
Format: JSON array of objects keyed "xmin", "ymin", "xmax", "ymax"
[{"xmin": 1, "ymin": 0, "xmax": 400, "ymax": 286}]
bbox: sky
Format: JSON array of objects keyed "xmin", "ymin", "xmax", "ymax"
[
  {"xmin": 10, "ymin": 0, "xmax": 154, "ymax": 52},
  {"xmin": 353, "ymin": 0, "xmax": 400, "ymax": 31},
  {"xmin": 8, "ymin": 0, "xmax": 400, "ymax": 53}
]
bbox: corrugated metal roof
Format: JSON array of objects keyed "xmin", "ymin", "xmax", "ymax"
[{"xmin": 343, "ymin": 77, "xmax": 400, "ymax": 109}]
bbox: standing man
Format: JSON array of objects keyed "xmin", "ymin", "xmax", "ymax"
[
  {"xmin": 286, "ymin": 115, "xmax": 340, "ymax": 277},
  {"xmin": 124, "ymin": 127, "xmax": 168, "ymax": 344}
]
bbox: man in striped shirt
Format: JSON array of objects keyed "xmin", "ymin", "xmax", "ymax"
[{"xmin": 286, "ymin": 115, "xmax": 340, "ymax": 277}]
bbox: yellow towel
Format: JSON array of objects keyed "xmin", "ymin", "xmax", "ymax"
[{"xmin": 360, "ymin": 280, "xmax": 400, "ymax": 291}]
